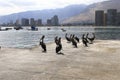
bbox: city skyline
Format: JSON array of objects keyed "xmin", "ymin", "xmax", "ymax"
[
  {"xmin": 0, "ymin": 0, "xmax": 108, "ymax": 16},
  {"xmin": 1, "ymin": 15, "xmax": 59, "ymax": 26}
]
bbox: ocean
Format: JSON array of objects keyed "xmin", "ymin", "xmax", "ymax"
[{"xmin": 0, "ymin": 26, "xmax": 120, "ymax": 48}]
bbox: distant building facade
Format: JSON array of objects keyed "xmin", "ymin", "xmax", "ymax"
[
  {"xmin": 107, "ymin": 9, "xmax": 117, "ymax": 26},
  {"xmin": 47, "ymin": 19, "xmax": 52, "ymax": 26},
  {"xmin": 21, "ymin": 18, "xmax": 29, "ymax": 26},
  {"xmin": 116, "ymin": 12, "xmax": 120, "ymax": 26},
  {"xmin": 95, "ymin": 9, "xmax": 120, "ymax": 26},
  {"xmin": 9, "ymin": 20, "xmax": 14, "ymax": 26},
  {"xmin": 104, "ymin": 13, "xmax": 107, "ymax": 26},
  {"xmin": 15, "ymin": 19, "xmax": 20, "ymax": 26},
  {"xmin": 95, "ymin": 10, "xmax": 105, "ymax": 26},
  {"xmin": 51, "ymin": 15, "xmax": 59, "ymax": 26},
  {"xmin": 46, "ymin": 15, "xmax": 59, "ymax": 26},
  {"xmin": 37, "ymin": 19, "xmax": 42, "ymax": 26},
  {"xmin": 30, "ymin": 18, "xmax": 35, "ymax": 26}
]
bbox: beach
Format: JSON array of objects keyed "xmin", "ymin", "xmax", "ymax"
[{"xmin": 0, "ymin": 40, "xmax": 120, "ymax": 80}]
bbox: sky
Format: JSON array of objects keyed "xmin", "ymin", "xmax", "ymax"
[{"xmin": 0, "ymin": 0, "xmax": 107, "ymax": 16}]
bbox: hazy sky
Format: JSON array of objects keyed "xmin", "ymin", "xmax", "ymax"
[{"xmin": 0, "ymin": 0, "xmax": 107, "ymax": 16}]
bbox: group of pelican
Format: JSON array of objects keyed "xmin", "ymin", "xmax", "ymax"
[
  {"xmin": 65, "ymin": 33, "xmax": 95, "ymax": 48},
  {"xmin": 39, "ymin": 33, "xmax": 95, "ymax": 55}
]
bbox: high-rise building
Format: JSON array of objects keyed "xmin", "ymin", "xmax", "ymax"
[
  {"xmin": 21, "ymin": 18, "xmax": 29, "ymax": 26},
  {"xmin": 30, "ymin": 18, "xmax": 35, "ymax": 26},
  {"xmin": 116, "ymin": 12, "xmax": 120, "ymax": 26},
  {"xmin": 107, "ymin": 9, "xmax": 117, "ymax": 26},
  {"xmin": 9, "ymin": 20, "xmax": 14, "ymax": 26},
  {"xmin": 51, "ymin": 15, "xmax": 59, "ymax": 26},
  {"xmin": 15, "ymin": 19, "xmax": 20, "ymax": 26},
  {"xmin": 47, "ymin": 19, "xmax": 52, "ymax": 26},
  {"xmin": 95, "ymin": 9, "xmax": 120, "ymax": 26},
  {"xmin": 104, "ymin": 13, "xmax": 107, "ymax": 26},
  {"xmin": 37, "ymin": 19, "xmax": 42, "ymax": 26},
  {"xmin": 95, "ymin": 10, "xmax": 105, "ymax": 26}
]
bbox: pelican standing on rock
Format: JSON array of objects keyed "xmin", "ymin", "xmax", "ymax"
[
  {"xmin": 55, "ymin": 37, "xmax": 64, "ymax": 55},
  {"xmin": 65, "ymin": 33, "xmax": 71, "ymax": 43},
  {"xmin": 71, "ymin": 35, "xmax": 78, "ymax": 48},
  {"xmin": 54, "ymin": 36, "xmax": 58, "ymax": 44},
  {"xmin": 86, "ymin": 33, "xmax": 95, "ymax": 44},
  {"xmin": 74, "ymin": 36, "xmax": 79, "ymax": 43},
  {"xmin": 82, "ymin": 34, "xmax": 88, "ymax": 47},
  {"xmin": 39, "ymin": 35, "xmax": 47, "ymax": 52}
]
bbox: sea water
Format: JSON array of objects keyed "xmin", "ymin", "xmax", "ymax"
[{"xmin": 0, "ymin": 26, "xmax": 120, "ymax": 48}]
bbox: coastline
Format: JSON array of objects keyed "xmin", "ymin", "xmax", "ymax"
[{"xmin": 0, "ymin": 39, "xmax": 120, "ymax": 80}]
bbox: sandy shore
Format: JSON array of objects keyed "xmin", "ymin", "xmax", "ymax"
[{"xmin": 0, "ymin": 40, "xmax": 120, "ymax": 80}]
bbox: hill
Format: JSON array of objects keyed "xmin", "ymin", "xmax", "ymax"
[
  {"xmin": 62, "ymin": 0, "xmax": 120, "ymax": 24},
  {"xmin": 0, "ymin": 4, "xmax": 87, "ymax": 24}
]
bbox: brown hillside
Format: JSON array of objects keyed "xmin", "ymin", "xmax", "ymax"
[{"xmin": 62, "ymin": 0, "xmax": 120, "ymax": 24}]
